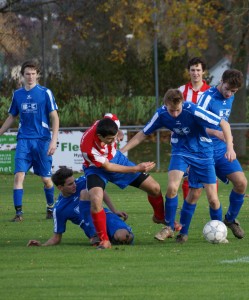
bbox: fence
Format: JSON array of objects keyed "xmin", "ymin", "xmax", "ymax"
[{"xmin": 4, "ymin": 123, "xmax": 249, "ymax": 172}]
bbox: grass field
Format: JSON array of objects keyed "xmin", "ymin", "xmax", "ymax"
[{"xmin": 1, "ymin": 171, "xmax": 249, "ymax": 300}]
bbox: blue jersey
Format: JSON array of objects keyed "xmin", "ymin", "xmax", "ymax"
[
  {"xmin": 9, "ymin": 84, "xmax": 58, "ymax": 140},
  {"xmin": 53, "ymin": 176, "xmax": 87, "ymax": 234},
  {"xmin": 53, "ymin": 175, "xmax": 133, "ymax": 241},
  {"xmin": 198, "ymin": 86, "xmax": 233, "ymax": 151},
  {"xmin": 143, "ymin": 102, "xmax": 221, "ymax": 159}
]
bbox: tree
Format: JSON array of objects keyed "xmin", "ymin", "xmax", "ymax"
[{"xmin": 221, "ymin": 0, "xmax": 249, "ymax": 156}]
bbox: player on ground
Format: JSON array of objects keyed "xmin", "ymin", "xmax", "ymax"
[
  {"xmin": 121, "ymin": 89, "xmax": 235, "ymax": 243},
  {"xmin": 80, "ymin": 113, "xmax": 167, "ymax": 249},
  {"xmin": 27, "ymin": 167, "xmax": 134, "ymax": 247},
  {"xmin": 0, "ymin": 60, "xmax": 59, "ymax": 221},
  {"xmin": 183, "ymin": 69, "xmax": 247, "ymax": 241},
  {"xmin": 178, "ymin": 57, "xmax": 211, "ymax": 200}
]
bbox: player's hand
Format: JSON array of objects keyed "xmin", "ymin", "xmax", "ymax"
[
  {"xmin": 47, "ymin": 140, "xmax": 57, "ymax": 156},
  {"xmin": 137, "ymin": 162, "xmax": 156, "ymax": 172},
  {"xmin": 225, "ymin": 147, "xmax": 236, "ymax": 162},
  {"xmin": 115, "ymin": 211, "xmax": 128, "ymax": 221},
  {"xmin": 27, "ymin": 240, "xmax": 42, "ymax": 247}
]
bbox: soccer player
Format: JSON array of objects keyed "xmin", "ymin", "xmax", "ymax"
[
  {"xmin": 80, "ymin": 114, "xmax": 166, "ymax": 249},
  {"xmin": 121, "ymin": 89, "xmax": 235, "ymax": 243},
  {"xmin": 27, "ymin": 167, "xmax": 134, "ymax": 247},
  {"xmin": 178, "ymin": 57, "xmax": 211, "ymax": 200},
  {"xmin": 183, "ymin": 69, "xmax": 247, "ymax": 241},
  {"xmin": 0, "ymin": 60, "xmax": 59, "ymax": 221}
]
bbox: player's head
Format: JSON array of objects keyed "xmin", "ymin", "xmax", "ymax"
[
  {"xmin": 187, "ymin": 57, "xmax": 207, "ymax": 71},
  {"xmin": 164, "ymin": 89, "xmax": 184, "ymax": 118},
  {"xmin": 52, "ymin": 167, "xmax": 73, "ymax": 186},
  {"xmin": 21, "ymin": 59, "xmax": 40, "ymax": 87},
  {"xmin": 112, "ymin": 229, "xmax": 134, "ymax": 245},
  {"xmin": 219, "ymin": 69, "xmax": 243, "ymax": 99},
  {"xmin": 97, "ymin": 118, "xmax": 118, "ymax": 144},
  {"xmin": 52, "ymin": 167, "xmax": 76, "ymax": 196},
  {"xmin": 21, "ymin": 59, "xmax": 41, "ymax": 76},
  {"xmin": 187, "ymin": 57, "xmax": 207, "ymax": 84}
]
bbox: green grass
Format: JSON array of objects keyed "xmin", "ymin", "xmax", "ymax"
[{"xmin": 1, "ymin": 172, "xmax": 249, "ymax": 300}]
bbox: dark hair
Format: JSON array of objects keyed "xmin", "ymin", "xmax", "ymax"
[
  {"xmin": 164, "ymin": 89, "xmax": 184, "ymax": 105},
  {"xmin": 96, "ymin": 118, "xmax": 118, "ymax": 137},
  {"xmin": 221, "ymin": 69, "xmax": 244, "ymax": 89},
  {"xmin": 21, "ymin": 59, "xmax": 41, "ymax": 75},
  {"xmin": 51, "ymin": 167, "xmax": 73, "ymax": 186},
  {"xmin": 187, "ymin": 57, "xmax": 207, "ymax": 71}
]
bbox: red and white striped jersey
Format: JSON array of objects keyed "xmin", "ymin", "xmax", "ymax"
[
  {"xmin": 178, "ymin": 80, "xmax": 210, "ymax": 103},
  {"xmin": 80, "ymin": 114, "xmax": 119, "ymax": 168}
]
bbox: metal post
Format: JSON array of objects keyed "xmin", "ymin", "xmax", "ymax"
[{"xmin": 153, "ymin": 0, "xmax": 160, "ymax": 170}]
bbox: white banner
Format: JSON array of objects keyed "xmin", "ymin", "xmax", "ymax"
[{"xmin": 0, "ymin": 130, "xmax": 127, "ymax": 173}]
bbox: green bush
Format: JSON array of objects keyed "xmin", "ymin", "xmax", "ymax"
[{"xmin": 59, "ymin": 96, "xmax": 159, "ymax": 127}]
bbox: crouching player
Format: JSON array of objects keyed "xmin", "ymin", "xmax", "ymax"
[{"xmin": 27, "ymin": 167, "xmax": 134, "ymax": 247}]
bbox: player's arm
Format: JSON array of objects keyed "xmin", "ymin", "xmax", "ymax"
[
  {"xmin": 48, "ymin": 110, "xmax": 59, "ymax": 155},
  {"xmin": 120, "ymin": 130, "xmax": 147, "ymax": 153},
  {"xmin": 0, "ymin": 114, "xmax": 17, "ymax": 135},
  {"xmin": 206, "ymin": 128, "xmax": 226, "ymax": 142},
  {"xmin": 219, "ymin": 119, "xmax": 236, "ymax": 162},
  {"xmin": 27, "ymin": 233, "xmax": 62, "ymax": 247},
  {"xmin": 102, "ymin": 159, "xmax": 155, "ymax": 173},
  {"xmin": 103, "ymin": 191, "xmax": 128, "ymax": 220}
]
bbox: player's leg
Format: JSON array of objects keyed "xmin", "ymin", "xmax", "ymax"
[
  {"xmin": 132, "ymin": 173, "xmax": 165, "ymax": 223},
  {"xmin": 87, "ymin": 174, "xmax": 111, "ymax": 249},
  {"xmin": 11, "ymin": 139, "xmax": 32, "ymax": 222},
  {"xmin": 176, "ymin": 187, "xmax": 200, "ymax": 243},
  {"xmin": 215, "ymin": 156, "xmax": 246, "ymax": 238},
  {"xmin": 224, "ymin": 171, "xmax": 247, "ymax": 239},
  {"xmin": 105, "ymin": 210, "xmax": 134, "ymax": 245},
  {"xmin": 154, "ymin": 170, "xmax": 184, "ymax": 241},
  {"xmin": 12, "ymin": 172, "xmax": 26, "ymax": 221},
  {"xmin": 204, "ymin": 183, "xmax": 222, "ymax": 220},
  {"xmin": 41, "ymin": 177, "xmax": 54, "ymax": 219},
  {"xmin": 33, "ymin": 139, "xmax": 54, "ymax": 218},
  {"xmin": 79, "ymin": 190, "xmax": 99, "ymax": 245}
]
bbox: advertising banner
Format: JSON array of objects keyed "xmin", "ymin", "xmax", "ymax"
[
  {"xmin": 0, "ymin": 133, "xmax": 16, "ymax": 174},
  {"xmin": 0, "ymin": 130, "xmax": 127, "ymax": 174}
]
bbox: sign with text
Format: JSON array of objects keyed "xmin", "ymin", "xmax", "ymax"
[{"xmin": 0, "ymin": 130, "xmax": 127, "ymax": 174}]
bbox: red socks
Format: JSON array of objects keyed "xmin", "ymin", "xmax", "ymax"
[
  {"xmin": 182, "ymin": 178, "xmax": 189, "ymax": 200},
  {"xmin": 91, "ymin": 209, "xmax": 109, "ymax": 241},
  {"xmin": 147, "ymin": 194, "xmax": 165, "ymax": 220}
]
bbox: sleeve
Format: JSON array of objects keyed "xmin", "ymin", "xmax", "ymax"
[
  {"xmin": 53, "ymin": 207, "xmax": 67, "ymax": 234},
  {"xmin": 194, "ymin": 106, "xmax": 221, "ymax": 129},
  {"xmin": 46, "ymin": 88, "xmax": 58, "ymax": 112},
  {"xmin": 143, "ymin": 111, "xmax": 162, "ymax": 135},
  {"xmin": 8, "ymin": 94, "xmax": 19, "ymax": 116}
]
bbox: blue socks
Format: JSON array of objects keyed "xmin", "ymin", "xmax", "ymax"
[
  {"xmin": 225, "ymin": 190, "xmax": 244, "ymax": 222},
  {"xmin": 180, "ymin": 200, "xmax": 197, "ymax": 235},
  {"xmin": 165, "ymin": 195, "xmax": 178, "ymax": 229},
  {"xmin": 44, "ymin": 186, "xmax": 54, "ymax": 207},
  {"xmin": 209, "ymin": 205, "xmax": 222, "ymax": 221},
  {"xmin": 79, "ymin": 200, "xmax": 96, "ymax": 238},
  {"xmin": 13, "ymin": 189, "xmax": 23, "ymax": 215}
]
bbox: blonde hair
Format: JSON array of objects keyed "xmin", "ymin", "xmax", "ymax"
[{"xmin": 163, "ymin": 89, "xmax": 183, "ymax": 106}]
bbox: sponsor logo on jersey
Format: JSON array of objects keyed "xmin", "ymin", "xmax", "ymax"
[
  {"xmin": 219, "ymin": 109, "xmax": 230, "ymax": 118},
  {"xmin": 173, "ymin": 127, "xmax": 190, "ymax": 135},
  {"xmin": 21, "ymin": 102, "xmax": 38, "ymax": 113}
]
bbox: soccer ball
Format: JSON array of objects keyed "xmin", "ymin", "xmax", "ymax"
[{"xmin": 203, "ymin": 220, "xmax": 227, "ymax": 244}]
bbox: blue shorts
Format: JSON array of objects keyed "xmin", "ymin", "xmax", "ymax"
[
  {"xmin": 83, "ymin": 150, "xmax": 141, "ymax": 189},
  {"xmin": 15, "ymin": 138, "xmax": 52, "ymax": 177},
  {"xmin": 105, "ymin": 209, "xmax": 134, "ymax": 243},
  {"xmin": 214, "ymin": 148, "xmax": 242, "ymax": 184},
  {"xmin": 169, "ymin": 154, "xmax": 217, "ymax": 188}
]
